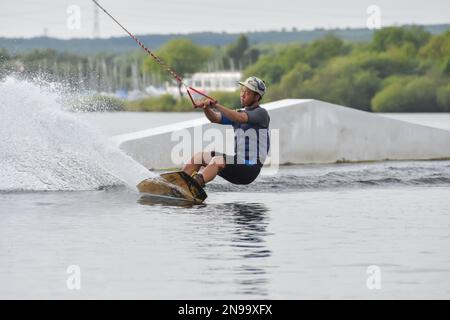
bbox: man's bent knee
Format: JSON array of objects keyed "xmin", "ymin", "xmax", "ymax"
[
  {"xmin": 210, "ymin": 156, "xmax": 225, "ymax": 169},
  {"xmin": 186, "ymin": 151, "xmax": 213, "ymax": 167}
]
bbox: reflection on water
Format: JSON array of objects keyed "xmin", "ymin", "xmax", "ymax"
[
  {"xmin": 139, "ymin": 198, "xmax": 272, "ymax": 297},
  {"xmin": 217, "ymin": 202, "xmax": 272, "ymax": 297},
  {"xmin": 226, "ymin": 203, "xmax": 271, "ymax": 258},
  {"xmin": 2, "ymin": 182, "xmax": 450, "ymax": 299}
]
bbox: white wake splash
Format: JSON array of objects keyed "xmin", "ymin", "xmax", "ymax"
[{"xmin": 0, "ymin": 76, "xmax": 152, "ymax": 192}]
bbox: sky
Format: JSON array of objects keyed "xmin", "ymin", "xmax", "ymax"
[{"xmin": 0, "ymin": 0, "xmax": 449, "ymax": 39}]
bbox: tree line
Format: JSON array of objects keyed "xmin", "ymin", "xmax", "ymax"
[
  {"xmin": 1, "ymin": 25, "xmax": 449, "ymax": 112},
  {"xmin": 1, "ymin": 24, "xmax": 448, "ymax": 54},
  {"xmin": 245, "ymin": 26, "xmax": 450, "ymax": 112}
]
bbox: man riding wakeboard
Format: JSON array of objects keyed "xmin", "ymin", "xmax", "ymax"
[{"xmin": 182, "ymin": 76, "xmax": 270, "ymax": 188}]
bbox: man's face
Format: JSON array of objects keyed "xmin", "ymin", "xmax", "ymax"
[{"xmin": 240, "ymin": 86, "xmax": 260, "ymax": 107}]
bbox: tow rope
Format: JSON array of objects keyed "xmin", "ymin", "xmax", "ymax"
[{"xmin": 92, "ymin": 0, "xmax": 217, "ymax": 107}]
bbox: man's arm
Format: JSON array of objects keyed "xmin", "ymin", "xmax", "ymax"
[
  {"xmin": 195, "ymin": 100, "xmax": 221, "ymax": 123},
  {"xmin": 197, "ymin": 99, "xmax": 248, "ymax": 124},
  {"xmin": 213, "ymin": 103, "xmax": 248, "ymax": 124},
  {"xmin": 203, "ymin": 106, "xmax": 221, "ymax": 123}
]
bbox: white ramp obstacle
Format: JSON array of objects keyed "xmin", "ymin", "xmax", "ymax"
[{"xmin": 113, "ymin": 99, "xmax": 450, "ymax": 170}]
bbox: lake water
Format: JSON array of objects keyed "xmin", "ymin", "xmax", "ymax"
[
  {"xmin": 1, "ymin": 163, "xmax": 450, "ymax": 300},
  {"xmin": 1, "ymin": 78, "xmax": 450, "ymax": 299}
]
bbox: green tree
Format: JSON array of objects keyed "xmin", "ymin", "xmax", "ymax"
[
  {"xmin": 420, "ymin": 30, "xmax": 450, "ymax": 75},
  {"xmin": 242, "ymin": 48, "xmax": 260, "ymax": 69},
  {"xmin": 356, "ymin": 49, "xmax": 420, "ymax": 78},
  {"xmin": 372, "ymin": 76, "xmax": 440, "ymax": 112},
  {"xmin": 437, "ymin": 83, "xmax": 450, "ymax": 112},
  {"xmin": 303, "ymin": 33, "xmax": 349, "ymax": 67},
  {"xmin": 286, "ymin": 56, "xmax": 381, "ymax": 111},
  {"xmin": 244, "ymin": 44, "xmax": 306, "ymax": 84},
  {"xmin": 268, "ymin": 62, "xmax": 313, "ymax": 99},
  {"xmin": 244, "ymin": 55, "xmax": 284, "ymax": 85},
  {"xmin": 142, "ymin": 39, "xmax": 213, "ymax": 97},
  {"xmin": 371, "ymin": 26, "xmax": 431, "ymax": 52},
  {"xmin": 244, "ymin": 35, "xmax": 349, "ymax": 87},
  {"xmin": 225, "ymin": 34, "xmax": 249, "ymax": 70}
]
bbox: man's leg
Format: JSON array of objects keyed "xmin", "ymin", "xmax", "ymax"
[
  {"xmin": 182, "ymin": 151, "xmax": 212, "ymax": 176},
  {"xmin": 201, "ymin": 156, "xmax": 226, "ymax": 184}
]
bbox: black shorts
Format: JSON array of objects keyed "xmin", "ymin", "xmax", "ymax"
[{"xmin": 210, "ymin": 151, "xmax": 261, "ymax": 185}]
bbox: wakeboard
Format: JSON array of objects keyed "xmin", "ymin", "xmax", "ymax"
[{"xmin": 137, "ymin": 171, "xmax": 207, "ymax": 204}]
